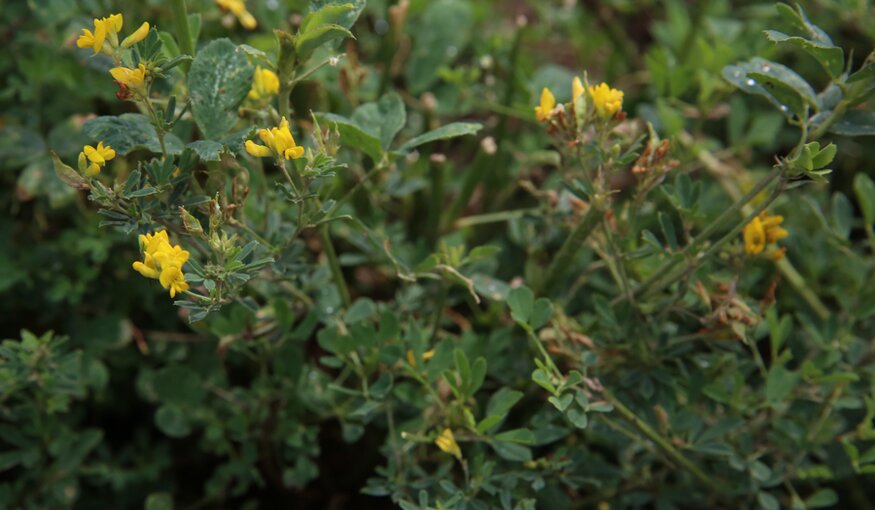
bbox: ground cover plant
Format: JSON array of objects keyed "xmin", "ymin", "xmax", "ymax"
[{"xmin": 2, "ymin": 0, "xmax": 875, "ymax": 508}]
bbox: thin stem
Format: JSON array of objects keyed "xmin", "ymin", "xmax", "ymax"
[
  {"xmin": 540, "ymin": 205, "xmax": 603, "ymax": 294},
  {"xmin": 171, "ymin": 0, "xmax": 195, "ymax": 71},
  {"xmin": 604, "ymin": 390, "xmax": 724, "ymax": 494},
  {"xmin": 809, "ymin": 100, "xmax": 848, "ymax": 141},
  {"xmin": 320, "ymin": 224, "xmax": 351, "ymax": 308},
  {"xmin": 453, "ymin": 208, "xmax": 539, "ymax": 228}
]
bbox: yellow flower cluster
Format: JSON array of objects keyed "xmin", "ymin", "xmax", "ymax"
[
  {"xmin": 77, "ymin": 142, "xmax": 116, "ymax": 177},
  {"xmin": 588, "ymin": 82, "xmax": 624, "ymax": 120},
  {"xmin": 132, "ymin": 230, "xmax": 191, "ymax": 298},
  {"xmin": 216, "ymin": 0, "xmax": 258, "ymax": 30},
  {"xmin": 534, "ymin": 77, "xmax": 623, "ymax": 122},
  {"xmin": 435, "ymin": 428, "xmax": 462, "ymax": 460},
  {"xmin": 110, "ymin": 63, "xmax": 148, "ymax": 92},
  {"xmin": 743, "ymin": 211, "xmax": 789, "ymax": 259},
  {"xmin": 248, "ymin": 67, "xmax": 280, "ymax": 101},
  {"xmin": 76, "ymin": 13, "xmax": 149, "ymax": 54},
  {"xmin": 245, "ymin": 117, "xmax": 305, "ymax": 161}
]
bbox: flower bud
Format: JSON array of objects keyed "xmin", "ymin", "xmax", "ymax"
[
  {"xmin": 121, "ymin": 22, "xmax": 150, "ymax": 48},
  {"xmin": 180, "ymin": 207, "xmax": 204, "ymax": 236}
]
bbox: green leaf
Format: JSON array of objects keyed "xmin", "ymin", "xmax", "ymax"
[
  {"xmin": 658, "ymin": 211, "xmax": 678, "ymax": 251},
  {"xmin": 830, "ymin": 111, "xmax": 875, "ymax": 136},
  {"xmin": 566, "ymin": 408, "xmax": 588, "ymax": 429},
  {"xmin": 405, "ymin": 0, "xmax": 473, "ymax": 93},
  {"xmin": 145, "ymin": 493, "xmax": 174, "ymax": 510},
  {"xmin": 766, "ymin": 366, "xmax": 799, "ymax": 405},
  {"xmin": 295, "ymin": 24, "xmax": 354, "ymax": 61},
  {"xmin": 494, "ymin": 428, "xmax": 535, "ymax": 445},
  {"xmin": 186, "ymin": 140, "xmax": 224, "ymax": 162},
  {"xmin": 83, "ymin": 114, "xmax": 184, "ymax": 155},
  {"xmin": 489, "ymin": 441, "xmax": 532, "ymax": 462},
  {"xmin": 805, "ymin": 489, "xmax": 838, "ymax": 508},
  {"xmin": 189, "ymin": 39, "xmax": 254, "ymax": 139},
  {"xmin": 774, "ymin": 3, "xmax": 835, "ymax": 47},
  {"xmin": 746, "ymin": 71, "xmax": 808, "ymax": 119},
  {"xmin": 468, "ymin": 357, "xmax": 487, "ymax": 397},
  {"xmin": 722, "ymin": 58, "xmax": 815, "ymax": 118},
  {"xmin": 548, "ymin": 393, "xmax": 573, "ymax": 412},
  {"xmin": 154, "ymin": 404, "xmax": 192, "ymax": 438},
  {"xmin": 507, "ymin": 286, "xmax": 534, "ymax": 324},
  {"xmin": 532, "ymin": 368, "xmax": 558, "ymax": 396},
  {"xmin": 301, "ymin": 3, "xmax": 355, "ymax": 33},
  {"xmin": 344, "ymin": 298, "xmax": 376, "ymax": 323},
  {"xmin": 764, "ymin": 30, "xmax": 844, "ymax": 79},
  {"xmin": 397, "ymin": 122, "xmax": 483, "ymax": 153},
  {"xmin": 454, "ymin": 348, "xmax": 471, "ymax": 392},
  {"xmin": 832, "ymin": 192, "xmax": 853, "ymax": 239},
  {"xmin": 0, "ymin": 126, "xmax": 45, "ymax": 168},
  {"xmin": 315, "ymin": 113, "xmax": 384, "ymax": 161},
  {"xmin": 530, "ymin": 298, "xmax": 554, "ymax": 330},
  {"xmin": 485, "ymin": 388, "xmax": 524, "ymax": 418},
  {"xmin": 757, "ymin": 492, "xmax": 780, "ymax": 510},
  {"xmin": 351, "ymin": 92, "xmax": 406, "ymax": 149},
  {"xmin": 853, "ymin": 173, "xmax": 875, "ymax": 225},
  {"xmin": 309, "ymin": 0, "xmax": 365, "ymax": 30},
  {"xmin": 51, "ymin": 152, "xmax": 86, "ymax": 189}
]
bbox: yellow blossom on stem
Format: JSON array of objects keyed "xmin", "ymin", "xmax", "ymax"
[
  {"xmin": 435, "ymin": 428, "xmax": 462, "ymax": 460},
  {"xmin": 121, "ymin": 22, "xmax": 150, "ymax": 49},
  {"xmin": 589, "ymin": 82, "xmax": 624, "ymax": 120},
  {"xmin": 78, "ymin": 142, "xmax": 116, "ymax": 177},
  {"xmin": 76, "ymin": 14, "xmax": 123, "ymax": 54},
  {"xmin": 406, "ymin": 349, "xmax": 435, "ymax": 367},
  {"xmin": 110, "ymin": 64, "xmax": 148, "ymax": 91},
  {"xmin": 743, "ymin": 211, "xmax": 788, "ymax": 256},
  {"xmin": 216, "ymin": 0, "xmax": 257, "ymax": 30},
  {"xmin": 132, "ymin": 230, "xmax": 191, "ymax": 298},
  {"xmin": 248, "ymin": 66, "xmax": 280, "ymax": 101},
  {"xmin": 245, "ymin": 117, "xmax": 305, "ymax": 160},
  {"xmin": 534, "ymin": 87, "xmax": 556, "ymax": 122}
]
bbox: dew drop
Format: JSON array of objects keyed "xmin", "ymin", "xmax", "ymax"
[
  {"xmin": 746, "ymin": 78, "xmax": 756, "ymax": 86},
  {"xmin": 762, "ymin": 64, "xmax": 771, "ymax": 72}
]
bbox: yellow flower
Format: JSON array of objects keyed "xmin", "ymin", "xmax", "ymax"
[
  {"xmin": 121, "ymin": 22, "xmax": 150, "ymax": 49},
  {"xmin": 406, "ymin": 349, "xmax": 435, "ymax": 367},
  {"xmin": 110, "ymin": 64, "xmax": 148, "ymax": 91},
  {"xmin": 435, "ymin": 428, "xmax": 462, "ymax": 460},
  {"xmin": 245, "ymin": 117, "xmax": 305, "ymax": 160},
  {"xmin": 78, "ymin": 142, "xmax": 116, "ymax": 177},
  {"xmin": 534, "ymin": 87, "xmax": 556, "ymax": 122},
  {"xmin": 133, "ymin": 230, "xmax": 191, "ymax": 298},
  {"xmin": 572, "ymin": 76, "xmax": 585, "ymax": 105},
  {"xmin": 248, "ymin": 67, "xmax": 280, "ymax": 101},
  {"xmin": 76, "ymin": 14, "xmax": 123, "ymax": 54},
  {"xmin": 216, "ymin": 0, "xmax": 257, "ymax": 30},
  {"xmin": 743, "ymin": 216, "xmax": 766, "ymax": 255},
  {"xmin": 743, "ymin": 212, "xmax": 788, "ymax": 256},
  {"xmin": 589, "ymin": 82, "xmax": 624, "ymax": 120}
]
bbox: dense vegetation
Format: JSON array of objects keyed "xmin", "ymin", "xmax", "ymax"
[{"xmin": 3, "ymin": 1, "xmax": 875, "ymax": 508}]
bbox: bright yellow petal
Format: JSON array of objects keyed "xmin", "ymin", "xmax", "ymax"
[
  {"xmin": 121, "ymin": 21, "xmax": 150, "ymax": 49},
  {"xmin": 284, "ymin": 146, "xmax": 305, "ymax": 160},
  {"xmin": 133, "ymin": 261, "xmax": 160, "ymax": 279},
  {"xmin": 93, "ymin": 19, "xmax": 107, "ymax": 53},
  {"xmin": 572, "ymin": 77, "xmax": 584, "ymax": 104},
  {"xmin": 83, "ymin": 145, "xmax": 104, "ymax": 164},
  {"xmin": 245, "ymin": 140, "xmax": 273, "ymax": 158},
  {"xmin": 76, "ymin": 29, "xmax": 95, "ymax": 49}
]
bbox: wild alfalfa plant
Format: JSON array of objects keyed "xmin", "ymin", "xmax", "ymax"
[{"xmin": 41, "ymin": 0, "xmax": 875, "ymax": 509}]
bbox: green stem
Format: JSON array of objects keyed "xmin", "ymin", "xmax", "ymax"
[
  {"xmin": 540, "ymin": 205, "xmax": 603, "ymax": 294},
  {"xmin": 453, "ymin": 208, "xmax": 538, "ymax": 228},
  {"xmin": 320, "ymin": 225, "xmax": 351, "ymax": 308},
  {"xmin": 809, "ymin": 100, "xmax": 848, "ymax": 141},
  {"xmin": 171, "ymin": 0, "xmax": 195, "ymax": 70},
  {"xmin": 428, "ymin": 158, "xmax": 444, "ymax": 248},
  {"xmin": 604, "ymin": 390, "xmax": 723, "ymax": 494}
]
